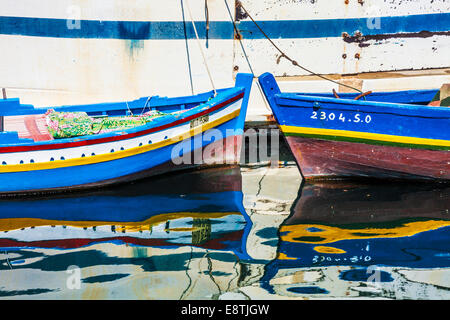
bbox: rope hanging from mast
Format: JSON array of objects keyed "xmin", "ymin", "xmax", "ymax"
[
  {"xmin": 224, "ymin": 0, "xmax": 272, "ymax": 113},
  {"xmin": 235, "ymin": 0, "xmax": 363, "ymax": 94},
  {"xmin": 185, "ymin": 0, "xmax": 217, "ymax": 96},
  {"xmin": 181, "ymin": 0, "xmax": 195, "ymax": 95}
]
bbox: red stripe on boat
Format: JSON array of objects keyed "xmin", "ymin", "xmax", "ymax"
[{"xmin": 0, "ymin": 229, "xmax": 244, "ymax": 250}]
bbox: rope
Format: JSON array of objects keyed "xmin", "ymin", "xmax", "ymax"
[
  {"xmin": 125, "ymin": 101, "xmax": 134, "ymax": 116},
  {"xmin": 235, "ymin": 0, "xmax": 363, "ymax": 94},
  {"xmin": 224, "ymin": 0, "xmax": 272, "ymax": 113},
  {"xmin": 181, "ymin": 0, "xmax": 195, "ymax": 95},
  {"xmin": 185, "ymin": 0, "xmax": 217, "ymax": 96},
  {"xmin": 141, "ymin": 96, "xmax": 152, "ymax": 115},
  {"xmin": 205, "ymin": 0, "xmax": 210, "ymax": 48}
]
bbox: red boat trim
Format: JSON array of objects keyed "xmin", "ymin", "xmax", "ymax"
[
  {"xmin": 0, "ymin": 229, "xmax": 244, "ymax": 250},
  {"xmin": 0, "ymin": 92, "xmax": 244, "ymax": 154}
]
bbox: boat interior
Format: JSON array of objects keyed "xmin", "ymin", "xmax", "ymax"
[{"xmin": 1, "ymin": 89, "xmax": 220, "ymax": 143}]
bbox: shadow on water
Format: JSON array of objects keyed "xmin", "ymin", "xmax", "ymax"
[{"xmin": 261, "ymin": 181, "xmax": 450, "ymax": 299}]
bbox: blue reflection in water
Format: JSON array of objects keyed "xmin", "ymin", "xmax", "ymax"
[
  {"xmin": 0, "ymin": 167, "xmax": 252, "ymax": 298},
  {"xmin": 287, "ymin": 286, "xmax": 329, "ymax": 294},
  {"xmin": 260, "ymin": 181, "xmax": 450, "ymax": 297},
  {"xmin": 339, "ymin": 269, "xmax": 394, "ymax": 282}
]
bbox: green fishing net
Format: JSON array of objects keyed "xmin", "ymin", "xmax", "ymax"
[{"xmin": 45, "ymin": 109, "xmax": 166, "ymax": 139}]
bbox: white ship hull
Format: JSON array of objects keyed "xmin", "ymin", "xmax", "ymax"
[{"xmin": 1, "ymin": 0, "xmax": 449, "ymax": 121}]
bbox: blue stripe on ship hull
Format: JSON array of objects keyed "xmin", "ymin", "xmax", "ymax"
[
  {"xmin": 0, "ymin": 117, "xmax": 241, "ymax": 193},
  {"xmin": 0, "ymin": 13, "xmax": 449, "ymax": 40}
]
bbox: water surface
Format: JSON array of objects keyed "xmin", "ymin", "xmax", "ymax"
[{"xmin": 0, "ymin": 165, "xmax": 449, "ymax": 300}]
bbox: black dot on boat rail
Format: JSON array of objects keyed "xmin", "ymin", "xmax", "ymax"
[
  {"xmin": 91, "ymin": 153, "xmax": 96, "ymax": 156},
  {"xmin": 148, "ymin": 140, "xmax": 152, "ymax": 144},
  {"xmin": 60, "ymin": 157, "xmax": 65, "ymax": 160},
  {"xmin": 30, "ymin": 159, "xmax": 34, "ymax": 163},
  {"xmin": 110, "ymin": 149, "xmax": 115, "ymax": 153},
  {"xmin": 20, "ymin": 160, "xmax": 24, "ymax": 164},
  {"xmin": 1, "ymin": 161, "xmax": 6, "ymax": 165},
  {"xmin": 81, "ymin": 154, "xmax": 85, "ymax": 157},
  {"xmin": 120, "ymin": 147, "xmax": 124, "ymax": 151},
  {"xmin": 50, "ymin": 158, "xmax": 54, "ymax": 161}
]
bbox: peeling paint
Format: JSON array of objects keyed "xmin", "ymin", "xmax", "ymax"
[{"xmin": 125, "ymin": 39, "xmax": 145, "ymax": 59}]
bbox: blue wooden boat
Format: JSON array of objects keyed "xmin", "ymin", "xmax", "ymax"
[
  {"xmin": 258, "ymin": 72, "xmax": 450, "ymax": 181},
  {"xmin": 0, "ymin": 74, "xmax": 253, "ymax": 195}
]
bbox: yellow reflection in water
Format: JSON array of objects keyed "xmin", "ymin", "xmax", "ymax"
[
  {"xmin": 313, "ymin": 246, "xmax": 346, "ymax": 254},
  {"xmin": 280, "ymin": 220, "xmax": 450, "ymax": 244},
  {"xmin": 278, "ymin": 252, "xmax": 298, "ymax": 260},
  {"xmin": 0, "ymin": 212, "xmax": 240, "ymax": 232}
]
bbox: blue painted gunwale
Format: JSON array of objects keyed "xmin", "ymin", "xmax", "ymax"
[
  {"xmin": 258, "ymin": 72, "xmax": 450, "ymax": 142},
  {"xmin": 294, "ymin": 89, "xmax": 439, "ymax": 105},
  {"xmin": 0, "ymin": 90, "xmax": 220, "ymax": 116}
]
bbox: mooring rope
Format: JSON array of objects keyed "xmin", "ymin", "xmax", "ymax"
[
  {"xmin": 205, "ymin": 0, "xmax": 210, "ymax": 48},
  {"xmin": 235, "ymin": 0, "xmax": 363, "ymax": 94},
  {"xmin": 224, "ymin": 0, "xmax": 272, "ymax": 112},
  {"xmin": 181, "ymin": 0, "xmax": 195, "ymax": 95}
]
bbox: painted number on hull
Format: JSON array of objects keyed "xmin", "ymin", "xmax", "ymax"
[
  {"xmin": 190, "ymin": 115, "xmax": 210, "ymax": 129},
  {"xmin": 311, "ymin": 112, "xmax": 372, "ymax": 124}
]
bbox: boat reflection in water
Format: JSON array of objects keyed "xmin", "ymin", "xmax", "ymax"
[
  {"xmin": 2, "ymin": 165, "xmax": 450, "ymax": 300},
  {"xmin": 262, "ymin": 182, "xmax": 450, "ymax": 299},
  {"xmin": 0, "ymin": 167, "xmax": 253, "ymax": 299}
]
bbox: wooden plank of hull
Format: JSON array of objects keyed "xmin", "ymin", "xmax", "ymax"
[{"xmin": 285, "ymin": 135, "xmax": 450, "ymax": 181}]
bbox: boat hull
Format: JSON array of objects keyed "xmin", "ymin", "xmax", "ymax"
[
  {"xmin": 286, "ymin": 135, "xmax": 450, "ymax": 181},
  {"xmin": 258, "ymin": 72, "xmax": 450, "ymax": 182},
  {"xmin": 0, "ymin": 115, "xmax": 243, "ymax": 195},
  {"xmin": 0, "ymin": 73, "xmax": 253, "ymax": 195}
]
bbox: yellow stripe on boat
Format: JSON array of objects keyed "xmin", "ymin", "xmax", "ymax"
[
  {"xmin": 0, "ymin": 211, "xmax": 241, "ymax": 232},
  {"xmin": 280, "ymin": 125, "xmax": 450, "ymax": 148},
  {"xmin": 280, "ymin": 220, "xmax": 450, "ymax": 244},
  {"xmin": 0, "ymin": 109, "xmax": 240, "ymax": 173}
]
